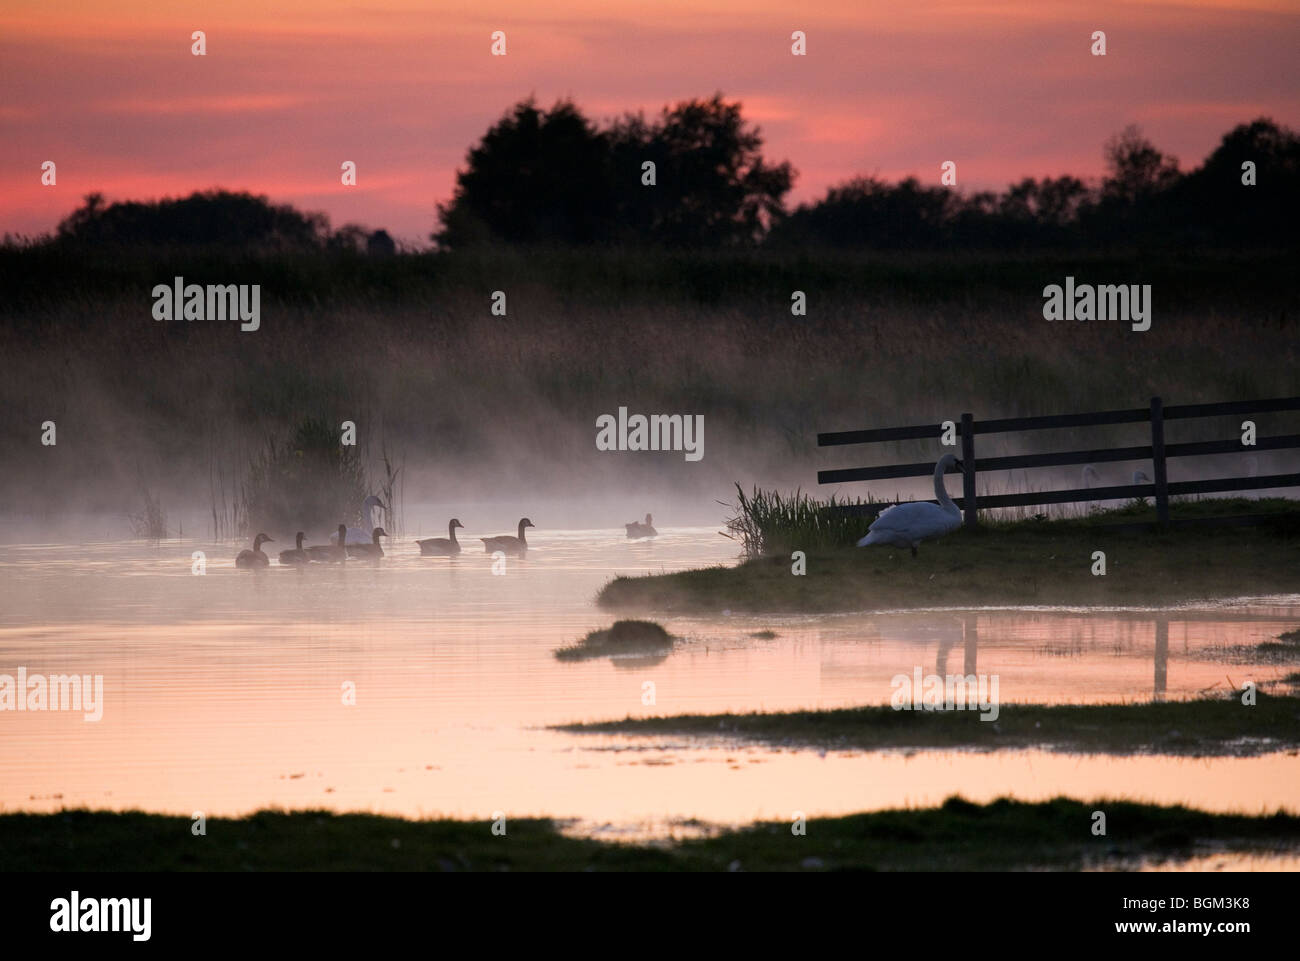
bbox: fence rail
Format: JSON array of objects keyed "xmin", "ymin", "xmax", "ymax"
[{"xmin": 816, "ymin": 396, "xmax": 1300, "ymax": 526}]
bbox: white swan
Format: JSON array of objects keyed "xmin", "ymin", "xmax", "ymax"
[
  {"xmin": 331, "ymin": 495, "xmax": 387, "ymax": 544},
  {"xmin": 857, "ymin": 454, "xmax": 963, "ymax": 556}
]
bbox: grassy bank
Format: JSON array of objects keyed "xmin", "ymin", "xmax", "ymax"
[
  {"xmin": 555, "ymin": 693, "xmax": 1300, "ymax": 757},
  {"xmin": 5, "ymin": 798, "xmax": 1300, "ymax": 871},
  {"xmin": 599, "ymin": 503, "xmax": 1300, "ymax": 613}
]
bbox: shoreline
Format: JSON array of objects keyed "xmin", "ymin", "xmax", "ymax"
[
  {"xmin": 553, "ymin": 693, "xmax": 1300, "ymax": 758},
  {"xmin": 597, "ymin": 514, "xmax": 1300, "ymax": 614},
  {"xmin": 6, "ymin": 798, "xmax": 1300, "ymax": 871}
]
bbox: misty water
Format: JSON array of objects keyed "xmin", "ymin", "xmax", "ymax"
[{"xmin": 2, "ymin": 524, "xmax": 1298, "ymax": 850}]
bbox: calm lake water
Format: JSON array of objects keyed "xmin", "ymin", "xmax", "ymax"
[{"xmin": 1, "ymin": 526, "xmax": 1298, "ymax": 851}]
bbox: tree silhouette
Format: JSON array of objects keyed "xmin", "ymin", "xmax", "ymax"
[
  {"xmin": 434, "ymin": 94, "xmax": 794, "ymax": 248},
  {"xmin": 434, "ymin": 99, "xmax": 615, "ymax": 248},
  {"xmin": 1101, "ymin": 125, "xmax": 1180, "ymax": 206},
  {"xmin": 610, "ymin": 94, "xmax": 795, "ymax": 246},
  {"xmin": 1174, "ymin": 117, "xmax": 1300, "ymax": 245},
  {"xmin": 56, "ymin": 190, "xmax": 329, "ymax": 248}
]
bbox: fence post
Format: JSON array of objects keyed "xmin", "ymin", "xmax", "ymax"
[
  {"xmin": 1150, "ymin": 396, "xmax": 1170, "ymax": 524},
  {"xmin": 960, "ymin": 412, "xmax": 977, "ymax": 528}
]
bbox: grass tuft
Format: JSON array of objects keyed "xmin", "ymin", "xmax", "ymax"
[{"xmin": 554, "ymin": 620, "xmax": 674, "ymax": 661}]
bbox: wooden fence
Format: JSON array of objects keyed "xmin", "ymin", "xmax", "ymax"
[{"xmin": 817, "ymin": 396, "xmax": 1300, "ymax": 527}]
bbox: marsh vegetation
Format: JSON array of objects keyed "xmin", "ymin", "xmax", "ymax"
[{"xmin": 7, "ymin": 798, "xmax": 1300, "ymax": 871}]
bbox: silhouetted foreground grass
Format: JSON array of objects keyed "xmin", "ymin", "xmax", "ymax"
[
  {"xmin": 599, "ymin": 502, "xmax": 1300, "ymax": 613},
  {"xmin": 556, "ymin": 694, "xmax": 1300, "ymax": 757},
  {"xmin": 5, "ymin": 798, "xmax": 1300, "ymax": 870}
]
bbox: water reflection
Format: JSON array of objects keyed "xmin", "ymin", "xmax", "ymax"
[{"xmin": 0, "ymin": 531, "xmax": 1297, "ymax": 834}]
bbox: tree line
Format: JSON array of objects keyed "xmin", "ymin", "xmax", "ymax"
[{"xmin": 34, "ymin": 95, "xmax": 1300, "ymax": 252}]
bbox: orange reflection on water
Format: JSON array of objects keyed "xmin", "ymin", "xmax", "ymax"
[{"xmin": 0, "ymin": 532, "xmax": 1297, "ymax": 836}]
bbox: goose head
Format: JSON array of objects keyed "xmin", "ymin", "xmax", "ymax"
[
  {"xmin": 518, "ymin": 518, "xmax": 534, "ymax": 536},
  {"xmin": 371, "ymin": 527, "xmax": 388, "ymax": 542},
  {"xmin": 253, "ymin": 533, "xmax": 273, "ymax": 550},
  {"xmin": 450, "ymin": 519, "xmax": 464, "ymax": 530}
]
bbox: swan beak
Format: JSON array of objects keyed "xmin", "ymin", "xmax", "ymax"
[{"xmin": 953, "ymin": 459, "xmax": 965, "ymax": 470}]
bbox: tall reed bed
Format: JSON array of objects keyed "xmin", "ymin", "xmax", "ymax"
[{"xmin": 724, "ymin": 484, "xmax": 879, "ymax": 557}]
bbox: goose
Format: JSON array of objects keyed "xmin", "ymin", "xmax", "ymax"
[
  {"xmin": 625, "ymin": 513, "xmax": 657, "ymax": 539},
  {"xmin": 331, "ymin": 495, "xmax": 387, "ymax": 545},
  {"xmin": 236, "ymin": 533, "xmax": 274, "ymax": 568},
  {"xmin": 278, "ymin": 532, "xmax": 309, "ymax": 565},
  {"xmin": 305, "ymin": 525, "xmax": 349, "ymax": 562},
  {"xmin": 345, "ymin": 527, "xmax": 388, "ymax": 559},
  {"xmin": 857, "ymin": 455, "xmax": 963, "ymax": 557},
  {"xmin": 481, "ymin": 518, "xmax": 533, "ymax": 557},
  {"xmin": 417, "ymin": 519, "xmax": 463, "ymax": 556}
]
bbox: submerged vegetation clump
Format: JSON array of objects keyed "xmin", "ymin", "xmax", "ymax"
[
  {"xmin": 1254, "ymin": 628, "xmax": 1300, "ymax": 660},
  {"xmin": 554, "ymin": 620, "xmax": 674, "ymax": 661}
]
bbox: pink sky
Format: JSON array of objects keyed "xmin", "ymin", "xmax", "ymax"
[{"xmin": 2, "ymin": 0, "xmax": 1297, "ymax": 246}]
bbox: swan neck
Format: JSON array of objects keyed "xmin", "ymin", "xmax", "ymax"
[{"xmin": 934, "ymin": 460, "xmax": 957, "ymax": 512}]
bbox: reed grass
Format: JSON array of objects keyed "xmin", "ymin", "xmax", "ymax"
[
  {"xmin": 125, "ymin": 473, "xmax": 168, "ymax": 541},
  {"xmin": 723, "ymin": 484, "xmax": 879, "ymax": 557},
  {"xmin": 240, "ymin": 419, "xmax": 369, "ymax": 536}
]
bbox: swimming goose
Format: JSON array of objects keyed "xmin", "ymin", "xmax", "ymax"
[
  {"xmin": 345, "ymin": 527, "xmax": 388, "ymax": 559},
  {"xmin": 417, "ymin": 519, "xmax": 464, "ymax": 556},
  {"xmin": 236, "ymin": 533, "xmax": 274, "ymax": 568},
  {"xmin": 625, "ymin": 513, "xmax": 657, "ymax": 539},
  {"xmin": 857, "ymin": 455, "xmax": 963, "ymax": 557},
  {"xmin": 481, "ymin": 518, "xmax": 533, "ymax": 557},
  {"xmin": 305, "ymin": 525, "xmax": 349, "ymax": 562},
  {"xmin": 331, "ymin": 495, "xmax": 387, "ymax": 545},
  {"xmin": 278, "ymin": 532, "xmax": 309, "ymax": 565}
]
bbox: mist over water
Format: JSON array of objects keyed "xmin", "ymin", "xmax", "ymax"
[{"xmin": 3, "ymin": 529, "xmax": 1297, "ymax": 836}]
